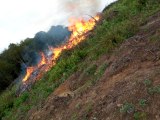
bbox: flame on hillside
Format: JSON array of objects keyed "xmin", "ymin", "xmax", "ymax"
[
  {"xmin": 22, "ymin": 15, "xmax": 100, "ymax": 83},
  {"xmin": 38, "ymin": 52, "xmax": 47, "ymax": 67},
  {"xmin": 50, "ymin": 15, "xmax": 100, "ymax": 60},
  {"xmin": 22, "ymin": 67, "xmax": 34, "ymax": 82}
]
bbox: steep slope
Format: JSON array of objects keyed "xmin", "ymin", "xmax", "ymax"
[
  {"xmin": 28, "ymin": 11, "xmax": 160, "ymax": 120},
  {"xmin": 1, "ymin": 0, "xmax": 160, "ymax": 120}
]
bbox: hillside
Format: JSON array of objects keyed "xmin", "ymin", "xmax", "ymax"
[{"xmin": 1, "ymin": 0, "xmax": 160, "ymax": 120}]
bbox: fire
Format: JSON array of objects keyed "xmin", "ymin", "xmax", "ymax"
[
  {"xmin": 38, "ymin": 52, "xmax": 47, "ymax": 67},
  {"xmin": 50, "ymin": 15, "xmax": 100, "ymax": 60},
  {"xmin": 22, "ymin": 52, "xmax": 47, "ymax": 82},
  {"xmin": 22, "ymin": 15, "xmax": 100, "ymax": 83},
  {"xmin": 53, "ymin": 48, "xmax": 63, "ymax": 60},
  {"xmin": 68, "ymin": 15, "xmax": 100, "ymax": 47},
  {"xmin": 22, "ymin": 67, "xmax": 34, "ymax": 82}
]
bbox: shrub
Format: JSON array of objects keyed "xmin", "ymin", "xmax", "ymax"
[
  {"xmin": 148, "ymin": 85, "xmax": 160, "ymax": 95},
  {"xmin": 143, "ymin": 79, "xmax": 152, "ymax": 87},
  {"xmin": 134, "ymin": 112, "xmax": 147, "ymax": 120},
  {"xmin": 0, "ymin": 87, "xmax": 16, "ymax": 119},
  {"xmin": 139, "ymin": 99, "xmax": 147, "ymax": 107},
  {"xmin": 86, "ymin": 64, "xmax": 97, "ymax": 75},
  {"xmin": 120, "ymin": 102, "xmax": 135, "ymax": 113},
  {"xmin": 91, "ymin": 63, "xmax": 109, "ymax": 85}
]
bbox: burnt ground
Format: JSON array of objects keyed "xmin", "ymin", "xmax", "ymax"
[{"xmin": 27, "ymin": 12, "xmax": 160, "ymax": 120}]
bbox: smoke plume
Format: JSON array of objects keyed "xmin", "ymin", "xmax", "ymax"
[
  {"xmin": 22, "ymin": 25, "xmax": 71, "ymax": 66},
  {"xmin": 56, "ymin": 0, "xmax": 101, "ymax": 25}
]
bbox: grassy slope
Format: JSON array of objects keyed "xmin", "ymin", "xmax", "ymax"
[{"xmin": 1, "ymin": 0, "xmax": 160, "ymax": 119}]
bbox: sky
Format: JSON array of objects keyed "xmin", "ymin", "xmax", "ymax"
[{"xmin": 0, "ymin": 0, "xmax": 117, "ymax": 52}]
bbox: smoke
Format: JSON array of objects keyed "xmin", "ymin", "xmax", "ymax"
[
  {"xmin": 22, "ymin": 25, "xmax": 71, "ymax": 66},
  {"xmin": 65, "ymin": 0, "xmax": 100, "ymax": 16},
  {"xmin": 55, "ymin": 0, "xmax": 101, "ymax": 25},
  {"xmin": 34, "ymin": 26, "xmax": 71, "ymax": 50}
]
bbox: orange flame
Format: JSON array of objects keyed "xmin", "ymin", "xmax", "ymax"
[
  {"xmin": 51, "ymin": 15, "xmax": 100, "ymax": 61},
  {"xmin": 38, "ymin": 52, "xmax": 47, "ymax": 67},
  {"xmin": 22, "ymin": 15, "xmax": 100, "ymax": 83},
  {"xmin": 68, "ymin": 15, "xmax": 100, "ymax": 44},
  {"xmin": 22, "ymin": 67, "xmax": 34, "ymax": 82},
  {"xmin": 53, "ymin": 48, "xmax": 63, "ymax": 60},
  {"xmin": 22, "ymin": 52, "xmax": 47, "ymax": 82}
]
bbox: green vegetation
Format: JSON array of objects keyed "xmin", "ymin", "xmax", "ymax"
[
  {"xmin": 148, "ymin": 85, "xmax": 160, "ymax": 95},
  {"xmin": 120, "ymin": 78, "xmax": 160, "ymax": 119},
  {"xmin": 75, "ymin": 102, "xmax": 81, "ymax": 110},
  {"xmin": 74, "ymin": 62, "xmax": 108, "ymax": 95},
  {"xmin": 120, "ymin": 100, "xmax": 148, "ymax": 119},
  {"xmin": 150, "ymin": 28, "xmax": 160, "ymax": 41},
  {"xmin": 85, "ymin": 64, "xmax": 97, "ymax": 75},
  {"xmin": 142, "ymin": 79, "xmax": 160, "ymax": 95},
  {"xmin": 134, "ymin": 112, "xmax": 147, "ymax": 120},
  {"xmin": 0, "ymin": 42, "xmax": 28, "ymax": 92},
  {"xmin": 82, "ymin": 102, "xmax": 93, "ymax": 120},
  {"xmin": 143, "ymin": 79, "xmax": 152, "ymax": 86},
  {"xmin": 120, "ymin": 102, "xmax": 135, "ymax": 113},
  {"xmin": 91, "ymin": 62, "xmax": 108, "ymax": 85},
  {"xmin": 139, "ymin": 99, "xmax": 147, "ymax": 107},
  {"xmin": 71, "ymin": 113, "xmax": 78, "ymax": 120},
  {"xmin": 1, "ymin": 0, "xmax": 160, "ymax": 119},
  {"xmin": 14, "ymin": 92, "xmax": 29, "ymax": 107},
  {"xmin": 120, "ymin": 101, "xmax": 147, "ymax": 119}
]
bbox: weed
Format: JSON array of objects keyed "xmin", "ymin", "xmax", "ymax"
[
  {"xmin": 120, "ymin": 102, "xmax": 135, "ymax": 114},
  {"xmin": 97, "ymin": 63, "xmax": 109, "ymax": 75},
  {"xmin": 143, "ymin": 79, "xmax": 152, "ymax": 87},
  {"xmin": 148, "ymin": 85, "xmax": 160, "ymax": 95},
  {"xmin": 91, "ymin": 63, "xmax": 109, "ymax": 85},
  {"xmin": 71, "ymin": 113, "xmax": 78, "ymax": 120},
  {"xmin": 137, "ymin": 0, "xmax": 147, "ymax": 10},
  {"xmin": 134, "ymin": 112, "xmax": 147, "ymax": 120},
  {"xmin": 150, "ymin": 29, "xmax": 160, "ymax": 41},
  {"xmin": 82, "ymin": 102, "xmax": 93, "ymax": 120},
  {"xmin": 139, "ymin": 99, "xmax": 147, "ymax": 107},
  {"xmin": 75, "ymin": 102, "xmax": 81, "ymax": 110},
  {"xmin": 86, "ymin": 64, "xmax": 97, "ymax": 75}
]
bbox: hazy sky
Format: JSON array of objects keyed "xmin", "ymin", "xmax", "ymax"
[{"xmin": 0, "ymin": 0, "xmax": 116, "ymax": 52}]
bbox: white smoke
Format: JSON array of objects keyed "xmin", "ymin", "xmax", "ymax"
[
  {"xmin": 53, "ymin": 0, "xmax": 117, "ymax": 25},
  {"xmin": 63, "ymin": 0, "xmax": 101, "ymax": 17}
]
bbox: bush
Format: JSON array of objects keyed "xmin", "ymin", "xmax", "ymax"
[
  {"xmin": 86, "ymin": 64, "xmax": 98, "ymax": 75},
  {"xmin": 139, "ymin": 99, "xmax": 147, "ymax": 107},
  {"xmin": 143, "ymin": 79, "xmax": 152, "ymax": 87},
  {"xmin": 120, "ymin": 102, "xmax": 135, "ymax": 113},
  {"xmin": 0, "ymin": 87, "xmax": 16, "ymax": 119},
  {"xmin": 148, "ymin": 85, "xmax": 160, "ymax": 95},
  {"xmin": 134, "ymin": 112, "xmax": 147, "ymax": 120}
]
